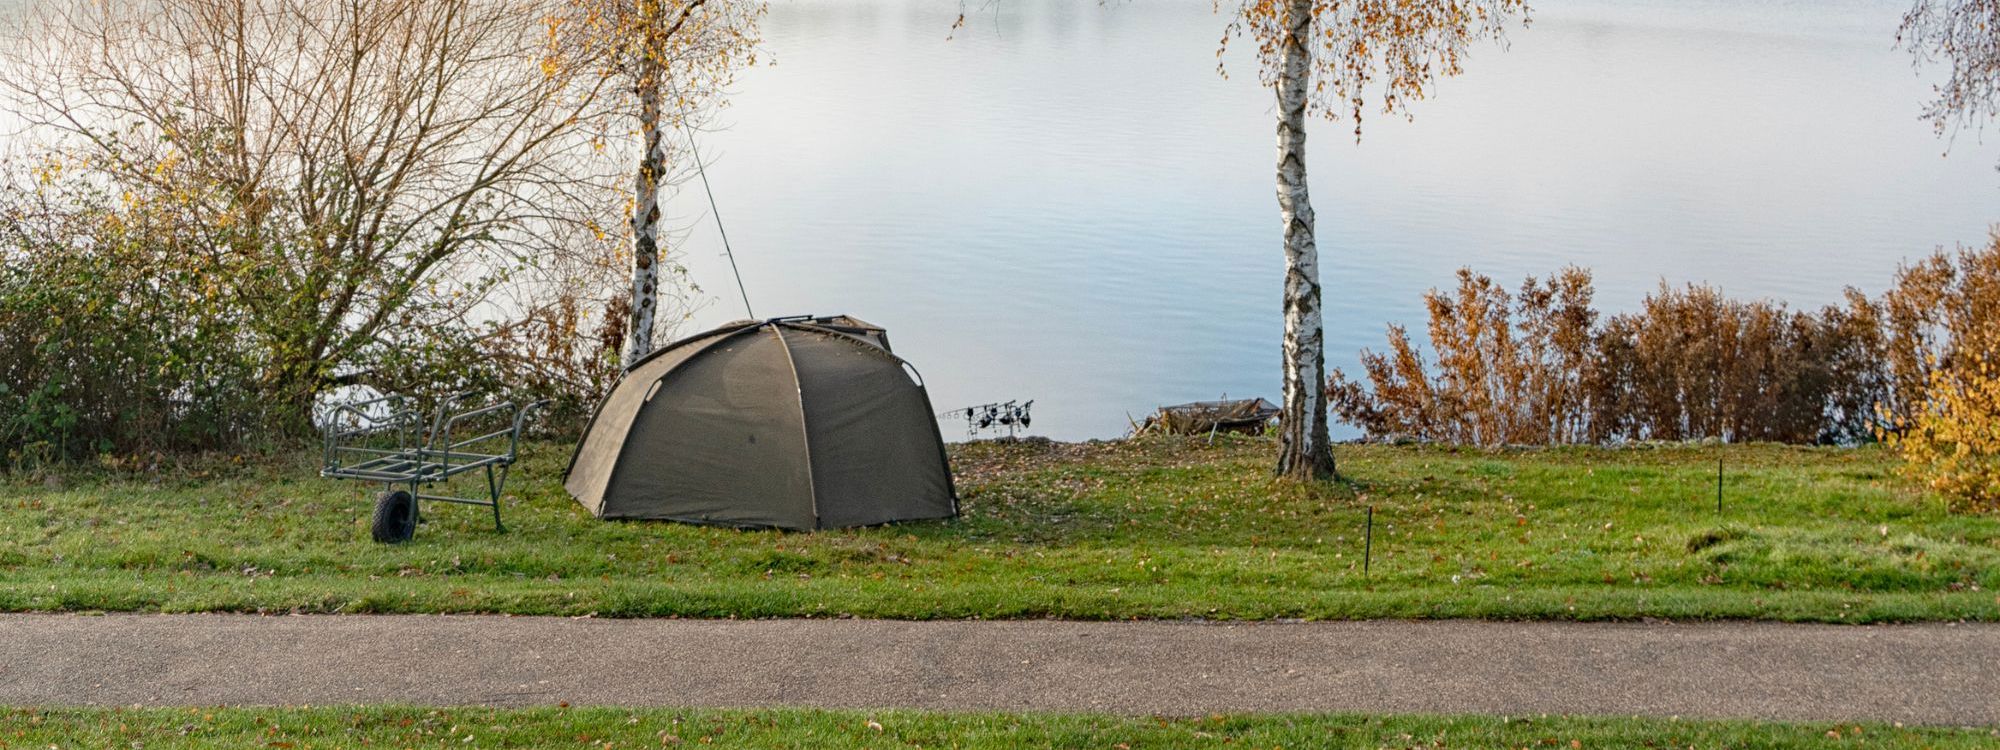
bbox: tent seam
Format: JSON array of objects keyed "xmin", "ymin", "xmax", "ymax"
[
  {"xmin": 792, "ymin": 321, "xmax": 959, "ymax": 516},
  {"xmin": 770, "ymin": 325, "xmax": 821, "ymax": 529}
]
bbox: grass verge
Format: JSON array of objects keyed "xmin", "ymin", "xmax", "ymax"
[
  {"xmin": 3, "ymin": 706, "xmax": 1994, "ymax": 749},
  {"xmin": 2, "ymin": 437, "xmax": 1997, "ymax": 621}
]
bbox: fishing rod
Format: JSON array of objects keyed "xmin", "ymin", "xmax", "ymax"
[{"xmin": 682, "ymin": 122, "xmax": 755, "ymax": 320}]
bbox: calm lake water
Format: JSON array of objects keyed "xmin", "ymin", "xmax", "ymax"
[
  {"xmin": 662, "ymin": 0, "xmax": 2000, "ymax": 441},
  {"xmin": 8, "ymin": 0, "xmax": 1997, "ymax": 441}
]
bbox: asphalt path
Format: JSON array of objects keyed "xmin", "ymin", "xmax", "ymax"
[{"xmin": 2, "ymin": 614, "xmax": 1995, "ymax": 726}]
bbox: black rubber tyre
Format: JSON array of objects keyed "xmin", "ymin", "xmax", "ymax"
[{"xmin": 371, "ymin": 490, "xmax": 416, "ymax": 544}]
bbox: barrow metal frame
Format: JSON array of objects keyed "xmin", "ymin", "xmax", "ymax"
[{"xmin": 320, "ymin": 393, "xmax": 547, "ymax": 535}]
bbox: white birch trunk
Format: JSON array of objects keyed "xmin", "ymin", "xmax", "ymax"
[
  {"xmin": 1273, "ymin": 0, "xmax": 1336, "ymax": 479},
  {"xmin": 625, "ymin": 55, "xmax": 665, "ymax": 367}
]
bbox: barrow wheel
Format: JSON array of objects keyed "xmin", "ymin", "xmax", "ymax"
[{"xmin": 371, "ymin": 490, "xmax": 416, "ymax": 544}]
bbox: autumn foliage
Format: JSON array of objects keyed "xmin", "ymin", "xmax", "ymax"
[
  {"xmin": 1327, "ymin": 269, "xmax": 1879, "ymax": 446},
  {"xmin": 1328, "ymin": 236, "xmax": 2000, "ymax": 510},
  {"xmin": 1325, "ymin": 267, "xmax": 1598, "ymax": 445},
  {"xmin": 1223, "ymin": 0, "xmax": 1531, "ymax": 136},
  {"xmin": 1875, "ymin": 242, "xmax": 2000, "ymax": 512}
]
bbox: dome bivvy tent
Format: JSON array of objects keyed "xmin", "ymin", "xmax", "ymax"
[{"xmin": 563, "ymin": 315, "xmax": 958, "ymax": 530}]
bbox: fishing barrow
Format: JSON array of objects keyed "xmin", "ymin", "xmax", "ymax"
[{"xmin": 320, "ymin": 393, "xmax": 548, "ymax": 543}]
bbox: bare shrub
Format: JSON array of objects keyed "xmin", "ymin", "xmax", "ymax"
[
  {"xmin": 0, "ymin": 0, "xmax": 744, "ymax": 456},
  {"xmin": 1, "ymin": 0, "xmax": 630, "ymax": 414}
]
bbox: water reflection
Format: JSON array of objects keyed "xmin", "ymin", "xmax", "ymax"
[{"xmin": 665, "ymin": 0, "xmax": 1999, "ymax": 440}]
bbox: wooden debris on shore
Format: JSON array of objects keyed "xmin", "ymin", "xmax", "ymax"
[{"xmin": 1131, "ymin": 397, "xmax": 1280, "ymax": 437}]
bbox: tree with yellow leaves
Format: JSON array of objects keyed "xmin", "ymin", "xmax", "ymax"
[
  {"xmin": 556, "ymin": 0, "xmax": 763, "ymax": 364},
  {"xmin": 1877, "ymin": 239, "xmax": 2000, "ymax": 513},
  {"xmin": 1223, "ymin": 0, "xmax": 1530, "ymax": 479},
  {"xmin": 1889, "ymin": 357, "xmax": 2000, "ymax": 512}
]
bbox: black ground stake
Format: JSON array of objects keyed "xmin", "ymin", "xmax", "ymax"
[
  {"xmin": 1363, "ymin": 505, "xmax": 1374, "ymax": 578},
  {"xmin": 1713, "ymin": 286, "xmax": 1725, "ymax": 515},
  {"xmin": 1716, "ymin": 452, "xmax": 1724, "ymax": 513}
]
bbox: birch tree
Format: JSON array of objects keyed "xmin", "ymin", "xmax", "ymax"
[
  {"xmin": 562, "ymin": 0, "xmax": 762, "ymax": 364},
  {"xmin": 1224, "ymin": 0, "xmax": 1528, "ymax": 480}
]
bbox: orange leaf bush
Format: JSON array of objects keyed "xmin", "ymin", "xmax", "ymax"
[
  {"xmin": 1887, "ymin": 359, "xmax": 2000, "ymax": 512},
  {"xmin": 1328, "ymin": 268, "xmax": 1882, "ymax": 447},
  {"xmin": 1876, "ymin": 239, "xmax": 2000, "ymax": 513},
  {"xmin": 1330, "ymin": 234, "xmax": 2000, "ymax": 513}
]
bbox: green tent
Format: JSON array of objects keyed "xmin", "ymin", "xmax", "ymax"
[{"xmin": 564, "ymin": 315, "xmax": 957, "ymax": 530}]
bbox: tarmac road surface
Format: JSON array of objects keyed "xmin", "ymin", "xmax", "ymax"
[{"xmin": 1, "ymin": 614, "xmax": 1995, "ymax": 726}]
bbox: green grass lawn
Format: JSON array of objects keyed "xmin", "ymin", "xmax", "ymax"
[
  {"xmin": 5, "ymin": 706, "xmax": 1995, "ymax": 749},
  {"xmin": 2, "ymin": 436, "xmax": 1997, "ymax": 620}
]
